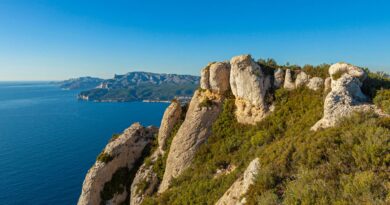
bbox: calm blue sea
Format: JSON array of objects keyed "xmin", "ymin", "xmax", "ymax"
[{"xmin": 0, "ymin": 82, "xmax": 168, "ymax": 205}]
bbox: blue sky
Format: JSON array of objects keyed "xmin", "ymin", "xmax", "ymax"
[{"xmin": 0, "ymin": 0, "xmax": 389, "ymax": 80}]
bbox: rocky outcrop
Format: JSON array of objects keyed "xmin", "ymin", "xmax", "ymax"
[
  {"xmin": 159, "ymin": 89, "xmax": 224, "ymax": 192},
  {"xmin": 78, "ymin": 123, "xmax": 158, "ymax": 205},
  {"xmin": 283, "ymin": 69, "xmax": 295, "ymax": 90},
  {"xmin": 311, "ymin": 63, "xmax": 369, "ymax": 131},
  {"xmin": 307, "ymin": 77, "xmax": 324, "ymax": 91},
  {"xmin": 157, "ymin": 101, "xmax": 182, "ymax": 153},
  {"xmin": 230, "ymin": 55, "xmax": 272, "ymax": 124},
  {"xmin": 130, "ymin": 161, "xmax": 159, "ymax": 205},
  {"xmin": 215, "ymin": 158, "xmax": 260, "ymax": 205},
  {"xmin": 201, "ymin": 62, "xmax": 231, "ymax": 94},
  {"xmin": 295, "ymin": 71, "xmax": 309, "ymax": 87},
  {"xmin": 129, "ymin": 101, "xmax": 183, "ymax": 205},
  {"xmin": 274, "ymin": 68, "xmax": 284, "ymax": 88}
]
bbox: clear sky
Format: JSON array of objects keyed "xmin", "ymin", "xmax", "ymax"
[{"xmin": 0, "ymin": 0, "xmax": 389, "ymax": 80}]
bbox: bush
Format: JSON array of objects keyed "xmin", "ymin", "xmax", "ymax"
[
  {"xmin": 96, "ymin": 151, "xmax": 113, "ymax": 163},
  {"xmin": 198, "ymin": 98, "xmax": 214, "ymax": 108},
  {"xmin": 374, "ymin": 89, "xmax": 390, "ymax": 114}
]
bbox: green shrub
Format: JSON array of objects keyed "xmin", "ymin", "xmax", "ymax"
[
  {"xmin": 331, "ymin": 70, "xmax": 346, "ymax": 80},
  {"xmin": 97, "ymin": 151, "xmax": 113, "ymax": 163},
  {"xmin": 374, "ymin": 89, "xmax": 390, "ymax": 114},
  {"xmin": 198, "ymin": 98, "xmax": 214, "ymax": 108},
  {"xmin": 109, "ymin": 133, "xmax": 121, "ymax": 142},
  {"xmin": 100, "ymin": 167, "xmax": 131, "ymax": 202}
]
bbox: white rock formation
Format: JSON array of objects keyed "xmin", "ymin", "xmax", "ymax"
[
  {"xmin": 230, "ymin": 54, "xmax": 272, "ymax": 124},
  {"xmin": 159, "ymin": 89, "xmax": 224, "ymax": 192},
  {"xmin": 295, "ymin": 71, "xmax": 309, "ymax": 87},
  {"xmin": 157, "ymin": 101, "xmax": 182, "ymax": 153},
  {"xmin": 283, "ymin": 69, "xmax": 295, "ymax": 90},
  {"xmin": 307, "ymin": 77, "xmax": 324, "ymax": 91},
  {"xmin": 324, "ymin": 77, "xmax": 331, "ymax": 92},
  {"xmin": 130, "ymin": 162, "xmax": 159, "ymax": 205},
  {"xmin": 311, "ymin": 63, "xmax": 369, "ymax": 131},
  {"xmin": 215, "ymin": 158, "xmax": 260, "ymax": 205},
  {"xmin": 78, "ymin": 123, "xmax": 157, "ymax": 205},
  {"xmin": 130, "ymin": 101, "xmax": 184, "ymax": 205},
  {"xmin": 274, "ymin": 68, "xmax": 285, "ymax": 88},
  {"xmin": 201, "ymin": 62, "xmax": 231, "ymax": 94}
]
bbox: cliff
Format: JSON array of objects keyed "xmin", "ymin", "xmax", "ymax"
[{"xmin": 78, "ymin": 54, "xmax": 390, "ymax": 205}]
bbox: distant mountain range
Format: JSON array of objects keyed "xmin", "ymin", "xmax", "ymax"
[
  {"xmin": 59, "ymin": 72, "xmax": 200, "ymax": 102},
  {"xmin": 58, "ymin": 77, "xmax": 104, "ymax": 90}
]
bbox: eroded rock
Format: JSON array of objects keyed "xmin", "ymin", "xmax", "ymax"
[
  {"xmin": 307, "ymin": 77, "xmax": 324, "ymax": 91},
  {"xmin": 295, "ymin": 71, "xmax": 309, "ymax": 87},
  {"xmin": 311, "ymin": 63, "xmax": 369, "ymax": 131},
  {"xmin": 215, "ymin": 158, "xmax": 260, "ymax": 205},
  {"xmin": 158, "ymin": 101, "xmax": 182, "ymax": 153},
  {"xmin": 274, "ymin": 68, "xmax": 284, "ymax": 88},
  {"xmin": 159, "ymin": 89, "xmax": 224, "ymax": 193},
  {"xmin": 283, "ymin": 69, "xmax": 295, "ymax": 90},
  {"xmin": 230, "ymin": 54, "xmax": 272, "ymax": 124},
  {"xmin": 201, "ymin": 62, "xmax": 231, "ymax": 94},
  {"xmin": 78, "ymin": 123, "xmax": 158, "ymax": 205}
]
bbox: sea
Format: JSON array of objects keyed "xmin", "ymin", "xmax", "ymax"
[{"xmin": 0, "ymin": 82, "xmax": 168, "ymax": 205}]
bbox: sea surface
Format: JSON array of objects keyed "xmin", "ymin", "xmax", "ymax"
[{"xmin": 0, "ymin": 82, "xmax": 168, "ymax": 205}]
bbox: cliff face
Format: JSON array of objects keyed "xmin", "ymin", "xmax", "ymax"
[
  {"xmin": 157, "ymin": 61, "xmax": 232, "ymax": 192},
  {"xmin": 78, "ymin": 54, "xmax": 389, "ymax": 205},
  {"xmin": 129, "ymin": 100, "xmax": 183, "ymax": 205},
  {"xmin": 78, "ymin": 123, "xmax": 157, "ymax": 205}
]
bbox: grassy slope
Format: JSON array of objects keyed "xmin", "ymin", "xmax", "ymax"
[{"xmin": 143, "ymin": 86, "xmax": 390, "ymax": 205}]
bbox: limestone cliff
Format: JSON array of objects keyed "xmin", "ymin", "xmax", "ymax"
[
  {"xmin": 158, "ymin": 61, "xmax": 230, "ymax": 192},
  {"xmin": 78, "ymin": 123, "xmax": 157, "ymax": 205},
  {"xmin": 129, "ymin": 100, "xmax": 183, "ymax": 205}
]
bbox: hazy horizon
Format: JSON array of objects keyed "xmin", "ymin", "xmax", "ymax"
[{"xmin": 1, "ymin": 0, "xmax": 390, "ymax": 81}]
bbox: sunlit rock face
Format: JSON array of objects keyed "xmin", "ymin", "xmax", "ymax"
[
  {"xmin": 159, "ymin": 61, "xmax": 230, "ymax": 193},
  {"xmin": 78, "ymin": 123, "xmax": 157, "ymax": 205},
  {"xmin": 311, "ymin": 63, "xmax": 370, "ymax": 131},
  {"xmin": 307, "ymin": 77, "xmax": 324, "ymax": 91},
  {"xmin": 283, "ymin": 69, "xmax": 295, "ymax": 90},
  {"xmin": 230, "ymin": 54, "xmax": 272, "ymax": 124},
  {"xmin": 274, "ymin": 68, "xmax": 285, "ymax": 88},
  {"xmin": 215, "ymin": 158, "xmax": 260, "ymax": 205}
]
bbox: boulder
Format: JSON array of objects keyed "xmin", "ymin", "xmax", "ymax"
[
  {"xmin": 283, "ymin": 69, "xmax": 295, "ymax": 90},
  {"xmin": 311, "ymin": 63, "xmax": 369, "ymax": 131},
  {"xmin": 230, "ymin": 54, "xmax": 272, "ymax": 124},
  {"xmin": 209, "ymin": 62, "xmax": 231, "ymax": 94},
  {"xmin": 295, "ymin": 71, "xmax": 309, "ymax": 87},
  {"xmin": 307, "ymin": 77, "xmax": 324, "ymax": 91},
  {"xmin": 157, "ymin": 101, "xmax": 182, "ymax": 153},
  {"xmin": 274, "ymin": 68, "xmax": 284, "ymax": 88},
  {"xmin": 78, "ymin": 123, "xmax": 158, "ymax": 205},
  {"xmin": 200, "ymin": 62, "xmax": 231, "ymax": 94},
  {"xmin": 159, "ymin": 90, "xmax": 224, "ymax": 193},
  {"xmin": 200, "ymin": 63, "xmax": 211, "ymax": 90},
  {"xmin": 215, "ymin": 158, "xmax": 260, "ymax": 205}
]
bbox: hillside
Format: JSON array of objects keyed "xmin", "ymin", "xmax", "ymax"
[
  {"xmin": 77, "ymin": 55, "xmax": 390, "ymax": 205},
  {"xmin": 78, "ymin": 72, "xmax": 200, "ymax": 102},
  {"xmin": 58, "ymin": 77, "xmax": 104, "ymax": 90}
]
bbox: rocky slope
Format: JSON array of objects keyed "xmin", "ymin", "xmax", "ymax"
[
  {"xmin": 78, "ymin": 123, "xmax": 157, "ymax": 205},
  {"xmin": 78, "ymin": 54, "xmax": 390, "ymax": 205}
]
